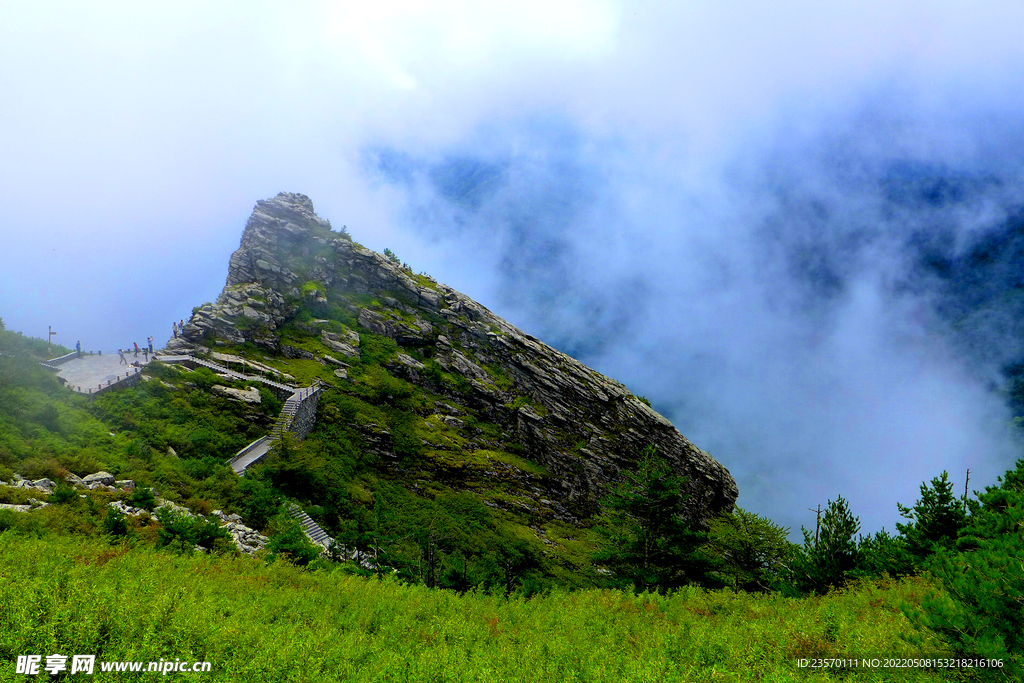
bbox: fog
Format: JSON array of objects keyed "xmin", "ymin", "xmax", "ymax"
[{"xmin": 3, "ymin": 1, "xmax": 1024, "ymax": 537}]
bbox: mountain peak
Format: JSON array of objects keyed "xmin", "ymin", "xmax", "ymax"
[{"xmin": 175, "ymin": 194, "xmax": 738, "ymax": 523}]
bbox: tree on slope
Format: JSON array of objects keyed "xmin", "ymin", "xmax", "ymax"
[{"xmin": 594, "ymin": 445, "xmax": 709, "ymax": 591}]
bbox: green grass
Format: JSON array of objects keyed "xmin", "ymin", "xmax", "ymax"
[{"xmin": 0, "ymin": 532, "xmax": 960, "ymax": 682}]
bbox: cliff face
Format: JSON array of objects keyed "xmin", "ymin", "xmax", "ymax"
[{"xmin": 176, "ymin": 192, "xmax": 738, "ymax": 522}]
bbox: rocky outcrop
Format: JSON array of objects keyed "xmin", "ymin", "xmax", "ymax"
[
  {"xmin": 180, "ymin": 193, "xmax": 739, "ymax": 522},
  {"xmin": 211, "ymin": 509, "xmax": 269, "ymax": 555},
  {"xmin": 212, "ymin": 384, "xmax": 262, "ymax": 404}
]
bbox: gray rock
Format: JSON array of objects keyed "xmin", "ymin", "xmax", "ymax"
[
  {"xmin": 31, "ymin": 478, "xmax": 56, "ymax": 492},
  {"xmin": 321, "ymin": 330, "xmax": 359, "ymax": 357},
  {"xmin": 281, "ymin": 344, "xmax": 314, "ymax": 360},
  {"xmin": 83, "ymin": 471, "xmax": 115, "ymax": 486},
  {"xmin": 334, "ymin": 369, "xmax": 348, "ymax": 379},
  {"xmin": 440, "ymin": 415, "xmax": 464, "ymax": 429},
  {"xmin": 211, "ymin": 385, "xmax": 262, "ymax": 404},
  {"xmin": 115, "ymin": 480, "xmax": 136, "ymax": 491},
  {"xmin": 395, "ymin": 353, "xmax": 425, "ymax": 371}
]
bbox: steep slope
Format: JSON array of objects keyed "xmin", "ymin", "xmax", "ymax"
[{"xmin": 172, "ymin": 192, "xmax": 737, "ymax": 523}]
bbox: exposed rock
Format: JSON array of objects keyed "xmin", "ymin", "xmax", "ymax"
[
  {"xmin": 83, "ymin": 471, "xmax": 115, "ymax": 486},
  {"xmin": 321, "ymin": 330, "xmax": 359, "ymax": 357},
  {"xmin": 395, "ymin": 353, "xmax": 425, "ymax": 371},
  {"xmin": 211, "ymin": 510, "xmax": 268, "ymax": 555},
  {"xmin": 211, "ymin": 385, "xmax": 262, "ymax": 404},
  {"xmin": 281, "ymin": 344, "xmax": 314, "ymax": 360},
  {"xmin": 115, "ymin": 480, "xmax": 136, "ymax": 491},
  {"xmin": 31, "ymin": 478, "xmax": 56, "ymax": 492},
  {"xmin": 334, "ymin": 369, "xmax": 348, "ymax": 380}
]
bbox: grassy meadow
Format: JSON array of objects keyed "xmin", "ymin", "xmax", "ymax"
[{"xmin": 0, "ymin": 533, "xmax": 975, "ymax": 683}]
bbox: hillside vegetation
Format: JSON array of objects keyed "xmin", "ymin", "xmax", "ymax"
[
  {"xmin": 0, "ymin": 533, "xmax": 956, "ymax": 683},
  {"xmin": 4, "ymin": 188, "xmax": 1024, "ymax": 679}
]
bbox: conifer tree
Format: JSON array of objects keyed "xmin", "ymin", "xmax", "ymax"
[
  {"xmin": 896, "ymin": 470, "xmax": 966, "ymax": 558},
  {"xmin": 905, "ymin": 460, "xmax": 1024, "ymax": 672},
  {"xmin": 594, "ymin": 445, "xmax": 709, "ymax": 590},
  {"xmin": 701, "ymin": 507, "xmax": 794, "ymax": 592},
  {"xmin": 789, "ymin": 496, "xmax": 860, "ymax": 594}
]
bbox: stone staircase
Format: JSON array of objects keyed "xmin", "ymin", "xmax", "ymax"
[
  {"xmin": 159, "ymin": 352, "xmax": 329, "ymax": 550},
  {"xmin": 159, "ymin": 354, "xmax": 296, "ymax": 395},
  {"xmin": 271, "ymin": 394, "xmax": 301, "ymax": 437},
  {"xmin": 287, "ymin": 504, "xmax": 334, "ymax": 550}
]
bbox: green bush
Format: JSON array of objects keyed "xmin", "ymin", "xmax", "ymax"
[
  {"xmin": 854, "ymin": 528, "xmax": 916, "ymax": 579},
  {"xmin": 0, "ymin": 509, "xmax": 16, "ymax": 532},
  {"xmin": 129, "ymin": 487, "xmax": 157, "ymax": 511},
  {"xmin": 237, "ymin": 475, "xmax": 281, "ymax": 531},
  {"xmin": 102, "ymin": 507, "xmax": 130, "ymax": 536},
  {"xmin": 49, "ymin": 484, "xmax": 79, "ymax": 505},
  {"xmin": 156, "ymin": 507, "xmax": 230, "ymax": 553},
  {"xmin": 266, "ymin": 515, "xmax": 321, "ymax": 566}
]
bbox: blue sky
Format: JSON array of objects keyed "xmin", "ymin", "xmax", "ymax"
[{"xmin": 3, "ymin": 1, "xmax": 1024, "ymax": 536}]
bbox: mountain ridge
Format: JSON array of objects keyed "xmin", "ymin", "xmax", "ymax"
[{"xmin": 171, "ymin": 192, "xmax": 738, "ymax": 523}]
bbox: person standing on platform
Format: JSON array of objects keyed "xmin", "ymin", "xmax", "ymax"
[
  {"xmin": 76, "ymin": 341, "xmax": 81, "ymax": 358},
  {"xmin": 133, "ymin": 342, "xmax": 140, "ymax": 357},
  {"xmin": 147, "ymin": 336, "xmax": 154, "ymax": 354},
  {"xmin": 118, "ymin": 349, "xmax": 127, "ymax": 365},
  {"xmin": 172, "ymin": 322, "xmax": 178, "ymax": 339}
]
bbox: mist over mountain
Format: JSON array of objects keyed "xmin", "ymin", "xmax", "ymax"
[
  {"xmin": 364, "ymin": 103, "xmax": 1024, "ymax": 539},
  {"xmin": 4, "ymin": 3, "xmax": 1024, "ymax": 543}
]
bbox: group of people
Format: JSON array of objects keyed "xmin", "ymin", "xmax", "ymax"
[
  {"xmin": 79, "ymin": 318, "xmax": 188, "ymax": 368},
  {"xmin": 118, "ymin": 337, "xmax": 156, "ymax": 365}
]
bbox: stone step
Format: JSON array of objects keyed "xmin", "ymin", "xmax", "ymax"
[{"xmin": 286, "ymin": 504, "xmax": 334, "ymax": 549}]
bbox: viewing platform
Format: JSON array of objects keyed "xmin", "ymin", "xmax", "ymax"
[{"xmin": 46, "ymin": 350, "xmax": 150, "ymax": 395}]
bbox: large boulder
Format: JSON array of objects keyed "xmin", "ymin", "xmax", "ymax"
[
  {"xmin": 83, "ymin": 471, "xmax": 115, "ymax": 486},
  {"xmin": 211, "ymin": 385, "xmax": 262, "ymax": 404}
]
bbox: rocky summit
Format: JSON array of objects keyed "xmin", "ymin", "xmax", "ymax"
[{"xmin": 173, "ymin": 192, "xmax": 737, "ymax": 523}]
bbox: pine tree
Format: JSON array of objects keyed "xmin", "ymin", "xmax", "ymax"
[
  {"xmin": 904, "ymin": 460, "xmax": 1024, "ymax": 673},
  {"xmin": 854, "ymin": 527, "xmax": 916, "ymax": 579},
  {"xmin": 789, "ymin": 496, "xmax": 860, "ymax": 594},
  {"xmin": 593, "ymin": 445, "xmax": 708, "ymax": 590},
  {"xmin": 701, "ymin": 507, "xmax": 794, "ymax": 592},
  {"xmin": 896, "ymin": 470, "xmax": 966, "ymax": 558}
]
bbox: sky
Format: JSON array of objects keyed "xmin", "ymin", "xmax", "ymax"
[{"xmin": 3, "ymin": 1, "xmax": 1024, "ymax": 537}]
